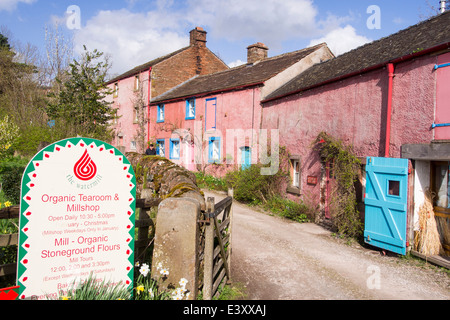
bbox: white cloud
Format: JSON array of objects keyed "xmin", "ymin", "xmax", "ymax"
[
  {"xmin": 71, "ymin": 0, "xmax": 368, "ymax": 76},
  {"xmin": 0, "ymin": 0, "xmax": 36, "ymax": 12},
  {"xmin": 228, "ymin": 59, "xmax": 245, "ymax": 68},
  {"xmin": 73, "ymin": 9, "xmax": 188, "ymax": 76},
  {"xmin": 308, "ymin": 25, "xmax": 371, "ymax": 56},
  {"xmin": 186, "ymin": 0, "xmax": 319, "ymax": 49}
]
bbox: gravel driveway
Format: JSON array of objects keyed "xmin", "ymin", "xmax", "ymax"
[{"xmin": 203, "ymin": 190, "xmax": 450, "ymax": 300}]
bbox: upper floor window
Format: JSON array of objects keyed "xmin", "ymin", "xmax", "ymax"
[
  {"xmin": 134, "ymin": 75, "xmax": 140, "ymax": 91},
  {"xmin": 113, "ymin": 83, "xmax": 119, "ymax": 98},
  {"xmin": 186, "ymin": 98, "xmax": 195, "ymax": 120},
  {"xmin": 157, "ymin": 104, "xmax": 165, "ymax": 123}
]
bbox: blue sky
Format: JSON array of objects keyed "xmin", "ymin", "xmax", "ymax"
[{"xmin": 0, "ymin": 0, "xmax": 444, "ymax": 77}]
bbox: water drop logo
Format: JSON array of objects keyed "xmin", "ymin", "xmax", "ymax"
[{"xmin": 74, "ymin": 149, "xmax": 97, "ymax": 181}]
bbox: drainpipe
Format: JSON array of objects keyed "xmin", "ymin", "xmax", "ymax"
[
  {"xmin": 385, "ymin": 63, "xmax": 394, "ymax": 158},
  {"xmin": 147, "ymin": 67, "xmax": 152, "ymax": 142}
]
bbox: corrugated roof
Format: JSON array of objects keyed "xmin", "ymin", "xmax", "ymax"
[
  {"xmin": 264, "ymin": 11, "xmax": 450, "ymax": 102},
  {"xmin": 151, "ymin": 43, "xmax": 329, "ymax": 104}
]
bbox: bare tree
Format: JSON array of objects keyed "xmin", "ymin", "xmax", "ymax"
[{"xmin": 43, "ymin": 22, "xmax": 74, "ymax": 89}]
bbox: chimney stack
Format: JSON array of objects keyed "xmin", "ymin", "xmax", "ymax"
[
  {"xmin": 247, "ymin": 42, "xmax": 269, "ymax": 64},
  {"xmin": 440, "ymin": 0, "xmax": 446, "ymax": 13},
  {"xmin": 190, "ymin": 27, "xmax": 207, "ymax": 47}
]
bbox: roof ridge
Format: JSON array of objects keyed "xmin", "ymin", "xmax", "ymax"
[
  {"xmin": 106, "ymin": 45, "xmax": 190, "ymax": 84},
  {"xmin": 263, "ymin": 11, "xmax": 450, "ymax": 102},
  {"xmin": 329, "ymin": 10, "xmax": 450, "ymax": 61}
]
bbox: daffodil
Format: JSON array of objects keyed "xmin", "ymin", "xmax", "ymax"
[
  {"xmin": 179, "ymin": 278, "xmax": 188, "ymax": 287},
  {"xmin": 160, "ymin": 268, "xmax": 169, "ymax": 276},
  {"xmin": 136, "ymin": 285, "xmax": 144, "ymax": 295},
  {"xmin": 139, "ymin": 263, "xmax": 149, "ymax": 277}
]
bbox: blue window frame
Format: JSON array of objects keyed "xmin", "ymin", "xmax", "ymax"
[
  {"xmin": 170, "ymin": 138, "xmax": 180, "ymax": 160},
  {"xmin": 185, "ymin": 98, "xmax": 195, "ymax": 120},
  {"xmin": 208, "ymin": 137, "xmax": 221, "ymax": 163},
  {"xmin": 156, "ymin": 139, "xmax": 165, "ymax": 157},
  {"xmin": 157, "ymin": 104, "xmax": 165, "ymax": 123}
]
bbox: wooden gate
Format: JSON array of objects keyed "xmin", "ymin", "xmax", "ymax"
[
  {"xmin": 364, "ymin": 157, "xmax": 409, "ymax": 255},
  {"xmin": 201, "ymin": 195, "xmax": 233, "ymax": 300}
]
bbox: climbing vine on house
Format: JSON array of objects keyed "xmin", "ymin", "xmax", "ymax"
[{"xmin": 313, "ymin": 132, "xmax": 363, "ymax": 239}]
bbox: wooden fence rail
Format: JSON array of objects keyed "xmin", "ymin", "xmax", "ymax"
[{"xmin": 202, "ymin": 194, "xmax": 233, "ymax": 300}]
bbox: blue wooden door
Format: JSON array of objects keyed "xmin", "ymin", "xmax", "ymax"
[
  {"xmin": 364, "ymin": 157, "xmax": 408, "ymax": 255},
  {"xmin": 241, "ymin": 147, "xmax": 251, "ymax": 170}
]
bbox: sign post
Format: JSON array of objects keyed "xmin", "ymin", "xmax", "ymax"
[{"xmin": 17, "ymin": 138, "xmax": 136, "ymax": 300}]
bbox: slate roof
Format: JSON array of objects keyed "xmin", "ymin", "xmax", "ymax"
[
  {"xmin": 106, "ymin": 47, "xmax": 189, "ymax": 85},
  {"xmin": 151, "ymin": 43, "xmax": 329, "ymax": 104},
  {"xmin": 264, "ymin": 10, "xmax": 450, "ymax": 102}
]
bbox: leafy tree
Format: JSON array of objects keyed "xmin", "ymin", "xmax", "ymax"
[{"xmin": 46, "ymin": 46, "xmax": 115, "ymax": 141}]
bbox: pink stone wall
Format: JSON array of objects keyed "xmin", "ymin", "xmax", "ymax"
[
  {"xmin": 106, "ymin": 70, "xmax": 151, "ymax": 153},
  {"xmin": 149, "ymin": 87, "xmax": 262, "ymax": 173},
  {"xmin": 260, "ymin": 55, "xmax": 437, "ymax": 202}
]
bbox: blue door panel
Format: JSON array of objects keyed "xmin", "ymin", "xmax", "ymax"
[
  {"xmin": 364, "ymin": 157, "xmax": 408, "ymax": 255},
  {"xmin": 241, "ymin": 147, "xmax": 251, "ymax": 170}
]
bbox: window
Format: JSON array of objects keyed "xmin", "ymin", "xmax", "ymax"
[
  {"xmin": 208, "ymin": 137, "xmax": 221, "ymax": 163},
  {"xmin": 156, "ymin": 139, "xmax": 165, "ymax": 157},
  {"xmin": 133, "ymin": 107, "xmax": 139, "ymax": 124},
  {"xmin": 157, "ymin": 104, "xmax": 165, "ymax": 123},
  {"xmin": 186, "ymin": 98, "xmax": 195, "ymax": 120},
  {"xmin": 113, "ymin": 83, "xmax": 119, "ymax": 97},
  {"xmin": 292, "ymin": 160, "xmax": 300, "ymax": 187},
  {"xmin": 134, "ymin": 75, "xmax": 140, "ymax": 91},
  {"xmin": 388, "ymin": 180, "xmax": 400, "ymax": 196},
  {"xmin": 170, "ymin": 139, "xmax": 180, "ymax": 159},
  {"xmin": 130, "ymin": 141, "xmax": 137, "ymax": 151}
]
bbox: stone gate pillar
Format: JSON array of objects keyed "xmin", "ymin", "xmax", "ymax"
[{"xmin": 151, "ymin": 197, "xmax": 201, "ymax": 300}]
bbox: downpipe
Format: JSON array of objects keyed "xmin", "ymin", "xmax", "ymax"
[{"xmin": 385, "ymin": 63, "xmax": 394, "ymax": 158}]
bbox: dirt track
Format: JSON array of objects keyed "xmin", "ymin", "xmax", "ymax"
[{"xmin": 203, "ymin": 190, "xmax": 450, "ymax": 300}]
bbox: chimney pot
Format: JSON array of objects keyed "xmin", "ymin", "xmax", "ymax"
[
  {"xmin": 247, "ymin": 42, "xmax": 269, "ymax": 64},
  {"xmin": 440, "ymin": 0, "xmax": 446, "ymax": 13},
  {"xmin": 190, "ymin": 27, "xmax": 207, "ymax": 47}
]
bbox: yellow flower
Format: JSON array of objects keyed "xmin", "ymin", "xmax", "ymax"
[
  {"xmin": 61, "ymin": 296, "xmax": 70, "ymax": 300},
  {"xmin": 4, "ymin": 201, "xmax": 11, "ymax": 207},
  {"xmin": 136, "ymin": 285, "xmax": 144, "ymax": 295}
]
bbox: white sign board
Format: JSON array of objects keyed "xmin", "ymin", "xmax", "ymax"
[{"xmin": 17, "ymin": 138, "xmax": 136, "ymax": 300}]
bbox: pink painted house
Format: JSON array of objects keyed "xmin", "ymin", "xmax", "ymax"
[
  {"xmin": 261, "ymin": 11, "xmax": 450, "ymax": 257},
  {"xmin": 148, "ymin": 42, "xmax": 334, "ymax": 175},
  {"xmin": 105, "ymin": 27, "xmax": 229, "ymax": 154}
]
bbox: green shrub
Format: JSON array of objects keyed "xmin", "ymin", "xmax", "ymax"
[
  {"xmin": 225, "ymin": 164, "xmax": 287, "ymax": 205},
  {"xmin": 194, "ymin": 172, "xmax": 227, "ymax": 192},
  {"xmin": 313, "ymin": 132, "xmax": 363, "ymax": 239},
  {"xmin": 264, "ymin": 195, "xmax": 310, "ymax": 223},
  {"xmin": 0, "ymin": 157, "xmax": 28, "ymax": 204}
]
